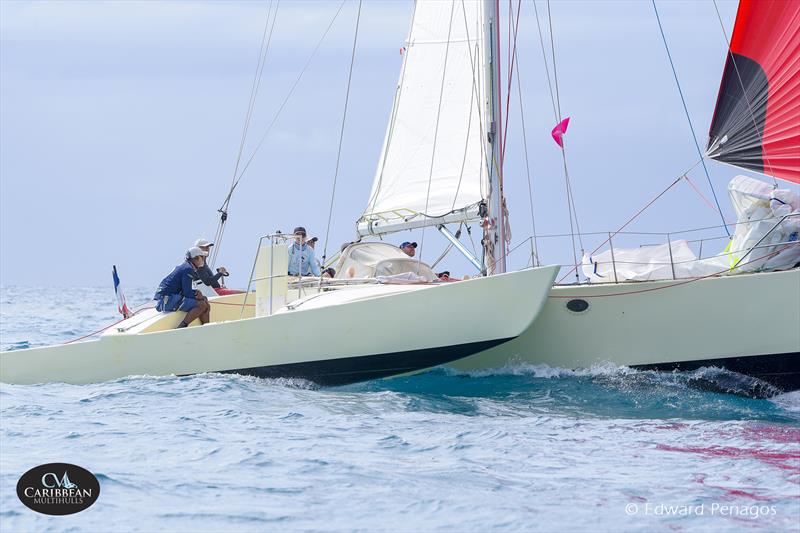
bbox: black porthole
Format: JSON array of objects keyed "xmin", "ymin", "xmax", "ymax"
[{"xmin": 566, "ymin": 299, "xmax": 589, "ymax": 313}]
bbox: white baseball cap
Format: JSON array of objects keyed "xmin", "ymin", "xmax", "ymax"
[
  {"xmin": 194, "ymin": 238, "xmax": 214, "ymax": 247},
  {"xmin": 187, "ymin": 246, "xmax": 208, "ymax": 259}
]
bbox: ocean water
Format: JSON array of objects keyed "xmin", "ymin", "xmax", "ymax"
[{"xmin": 1, "ymin": 287, "xmax": 798, "ymax": 532}]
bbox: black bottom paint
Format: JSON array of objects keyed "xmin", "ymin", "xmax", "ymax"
[
  {"xmin": 632, "ymin": 352, "xmax": 800, "ymax": 395},
  {"xmin": 219, "ymin": 338, "xmax": 513, "ymax": 386}
]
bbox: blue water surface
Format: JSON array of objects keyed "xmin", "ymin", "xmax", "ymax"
[{"xmin": 1, "ymin": 287, "xmax": 798, "ymax": 532}]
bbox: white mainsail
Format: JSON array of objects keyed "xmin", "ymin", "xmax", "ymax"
[{"xmin": 357, "ymin": 0, "xmax": 494, "ymax": 237}]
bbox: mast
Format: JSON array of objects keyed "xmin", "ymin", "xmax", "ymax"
[
  {"xmin": 356, "ymin": 0, "xmax": 508, "ymax": 276},
  {"xmin": 483, "ymin": 0, "xmax": 507, "ymax": 274}
]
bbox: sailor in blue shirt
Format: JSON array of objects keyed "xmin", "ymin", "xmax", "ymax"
[
  {"xmin": 154, "ymin": 247, "xmax": 211, "ymax": 328},
  {"xmin": 288, "ymin": 226, "xmax": 321, "ymax": 277}
]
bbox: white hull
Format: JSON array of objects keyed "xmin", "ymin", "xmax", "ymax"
[
  {"xmin": 1, "ymin": 266, "xmax": 558, "ymax": 386},
  {"xmin": 452, "ymin": 268, "xmax": 800, "ymax": 391}
]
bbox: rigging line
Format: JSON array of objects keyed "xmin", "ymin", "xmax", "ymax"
[
  {"xmin": 418, "ymin": 0, "xmax": 456, "ymax": 272},
  {"xmin": 532, "ymin": 0, "xmax": 558, "ymax": 122},
  {"xmin": 493, "ymin": 235, "xmax": 534, "ymax": 265},
  {"xmin": 466, "ymin": 225, "xmax": 479, "ymax": 257},
  {"xmin": 683, "ymin": 174, "xmax": 730, "ymax": 219},
  {"xmin": 710, "ymin": 0, "xmax": 778, "ymax": 187},
  {"xmin": 431, "ymin": 223, "xmax": 461, "ymax": 269},
  {"xmin": 242, "ymin": 0, "xmax": 281, "ymax": 163},
  {"xmin": 651, "ymin": 0, "xmax": 730, "ymax": 236},
  {"xmin": 500, "ymin": 0, "xmax": 522, "ymax": 165},
  {"xmin": 515, "ymin": 37, "xmax": 540, "ymax": 267},
  {"xmin": 367, "ymin": 1, "xmax": 418, "ymax": 218},
  {"xmin": 236, "ymin": 1, "xmax": 279, "ymax": 190},
  {"xmin": 506, "ymin": 0, "xmax": 512, "ymax": 92},
  {"xmin": 220, "ymin": 0, "xmax": 348, "ymax": 211},
  {"xmin": 460, "ymin": 1, "xmax": 492, "ymax": 186},
  {"xmin": 212, "ymin": 2, "xmax": 344, "ymax": 268},
  {"xmin": 546, "ymin": 0, "xmax": 582, "ymax": 281},
  {"xmin": 226, "ymin": 0, "xmax": 275, "ymax": 204},
  {"xmin": 430, "ymin": 242, "xmax": 454, "ymax": 270},
  {"xmin": 546, "ymin": 1, "xmax": 562, "ymax": 121},
  {"xmin": 507, "ymin": 0, "xmax": 540, "ymax": 266},
  {"xmin": 321, "ymin": 0, "xmax": 362, "ymax": 267},
  {"xmin": 458, "ymin": 0, "xmax": 505, "ymax": 249},
  {"xmin": 546, "ymin": 1, "xmax": 582, "ymax": 252},
  {"xmin": 212, "ymin": 1, "xmax": 279, "ymax": 266},
  {"xmin": 448, "ymin": 0, "xmax": 509, "ymax": 271},
  {"xmin": 561, "ymin": 147, "xmax": 583, "ymax": 251},
  {"xmin": 438, "ymin": 2, "xmax": 478, "ymax": 218},
  {"xmin": 449, "ymin": 77, "xmax": 475, "ymax": 213},
  {"xmin": 556, "ymin": 160, "xmax": 701, "ymax": 283},
  {"xmin": 415, "ymin": 0, "xmax": 504, "ymax": 268},
  {"xmin": 492, "ymin": 0, "xmax": 505, "ymax": 182}
]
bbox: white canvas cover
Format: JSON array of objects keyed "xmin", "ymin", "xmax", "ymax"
[
  {"xmin": 582, "ymin": 176, "xmax": 800, "ymax": 282},
  {"xmin": 357, "ymin": 0, "xmax": 491, "ymax": 237},
  {"xmin": 335, "ymin": 242, "xmax": 437, "ymax": 281}
]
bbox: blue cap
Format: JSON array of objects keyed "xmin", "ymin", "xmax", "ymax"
[{"xmin": 400, "ymin": 241, "xmax": 417, "ymax": 249}]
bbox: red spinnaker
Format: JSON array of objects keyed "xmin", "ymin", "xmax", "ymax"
[{"xmin": 706, "ymin": 0, "xmax": 800, "ymax": 184}]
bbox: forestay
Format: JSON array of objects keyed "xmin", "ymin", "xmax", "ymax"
[{"xmin": 357, "ymin": 0, "xmax": 491, "ymax": 237}]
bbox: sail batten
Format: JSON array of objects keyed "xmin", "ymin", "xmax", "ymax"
[
  {"xmin": 357, "ymin": 0, "xmax": 492, "ymax": 237},
  {"xmin": 706, "ymin": 0, "xmax": 800, "ymax": 184}
]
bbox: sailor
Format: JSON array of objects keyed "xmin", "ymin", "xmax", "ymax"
[
  {"xmin": 193, "ymin": 238, "xmax": 229, "ymax": 288},
  {"xmin": 399, "ymin": 241, "xmax": 417, "ymax": 257},
  {"xmin": 288, "ymin": 226, "xmax": 321, "ymax": 277},
  {"xmin": 153, "ymin": 247, "xmax": 211, "ymax": 328}
]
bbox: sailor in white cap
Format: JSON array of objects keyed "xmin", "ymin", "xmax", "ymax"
[
  {"xmin": 153, "ymin": 247, "xmax": 211, "ymax": 328},
  {"xmin": 193, "ymin": 238, "xmax": 229, "ymax": 288}
]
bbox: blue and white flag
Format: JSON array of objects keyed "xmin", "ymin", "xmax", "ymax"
[{"xmin": 112, "ymin": 265, "xmax": 131, "ymax": 319}]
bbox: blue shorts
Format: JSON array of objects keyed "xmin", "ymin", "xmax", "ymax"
[{"xmin": 156, "ymin": 294, "xmax": 199, "ymax": 313}]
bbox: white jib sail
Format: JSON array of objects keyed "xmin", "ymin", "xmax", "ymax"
[{"xmin": 357, "ymin": 0, "xmax": 492, "ymax": 237}]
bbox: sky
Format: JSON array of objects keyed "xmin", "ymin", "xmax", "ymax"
[{"xmin": 2, "ymin": 0, "xmax": 795, "ymax": 289}]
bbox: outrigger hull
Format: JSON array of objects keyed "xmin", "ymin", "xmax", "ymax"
[
  {"xmin": 452, "ymin": 268, "xmax": 800, "ymax": 393},
  {"xmin": 0, "ymin": 266, "xmax": 559, "ymax": 386}
]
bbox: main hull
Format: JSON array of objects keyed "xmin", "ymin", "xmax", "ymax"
[
  {"xmin": 452, "ymin": 268, "xmax": 800, "ymax": 391},
  {"xmin": 1, "ymin": 266, "xmax": 559, "ymax": 386}
]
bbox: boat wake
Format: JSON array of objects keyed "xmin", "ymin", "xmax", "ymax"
[
  {"xmin": 344, "ymin": 362, "xmax": 800, "ymax": 423},
  {"xmin": 443, "ymin": 362, "xmax": 785, "ymax": 399},
  {"xmin": 112, "ymin": 372, "xmax": 320, "ymax": 391}
]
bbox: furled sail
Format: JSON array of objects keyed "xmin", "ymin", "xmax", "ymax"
[
  {"xmin": 706, "ymin": 0, "xmax": 800, "ymax": 184},
  {"xmin": 357, "ymin": 0, "xmax": 492, "ymax": 237}
]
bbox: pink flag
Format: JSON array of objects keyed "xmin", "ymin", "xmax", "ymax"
[{"xmin": 551, "ymin": 117, "xmax": 570, "ymax": 148}]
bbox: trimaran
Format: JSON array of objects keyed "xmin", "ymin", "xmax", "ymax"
[{"xmin": 1, "ymin": 0, "xmax": 798, "ymax": 395}]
